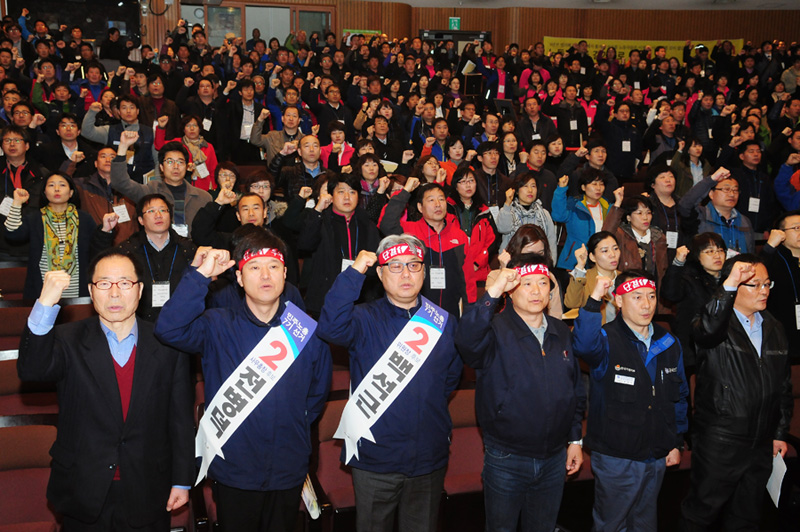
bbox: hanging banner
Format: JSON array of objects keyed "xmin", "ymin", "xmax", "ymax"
[{"xmin": 542, "ymin": 37, "xmax": 744, "ymax": 65}]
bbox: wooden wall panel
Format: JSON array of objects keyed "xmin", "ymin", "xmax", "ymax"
[
  {"xmin": 156, "ymin": 3, "xmax": 800, "ymax": 54},
  {"xmin": 142, "ymin": 0, "xmax": 180, "ymax": 51}
]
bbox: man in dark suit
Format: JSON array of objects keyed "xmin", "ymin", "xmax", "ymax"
[
  {"xmin": 34, "ymin": 113, "xmax": 97, "ymax": 179},
  {"xmin": 17, "ymin": 249, "xmax": 194, "ymax": 531}
]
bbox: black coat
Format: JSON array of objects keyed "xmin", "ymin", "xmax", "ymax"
[
  {"xmin": 761, "ymin": 243, "xmax": 800, "ymax": 364},
  {"xmin": 17, "ymin": 318, "xmax": 194, "ymax": 526}
]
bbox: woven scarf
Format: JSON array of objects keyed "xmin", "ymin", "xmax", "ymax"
[
  {"xmin": 183, "ymin": 136, "xmax": 208, "ymax": 180},
  {"xmin": 42, "ymin": 204, "xmax": 79, "ymax": 273}
]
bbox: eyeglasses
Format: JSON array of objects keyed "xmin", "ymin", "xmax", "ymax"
[
  {"xmin": 458, "ymin": 179, "xmax": 476, "ymax": 185},
  {"xmin": 382, "ymin": 261, "xmax": 424, "ymax": 273},
  {"xmin": 184, "ymin": 123, "xmax": 199, "ymax": 129},
  {"xmin": 741, "ymin": 281, "xmax": 774, "ymax": 291},
  {"xmin": 250, "ymin": 183, "xmax": 271, "ymax": 190},
  {"xmin": 143, "ymin": 208, "xmax": 169, "ymax": 216},
  {"xmin": 2, "ymin": 138, "xmax": 24, "ymax": 145},
  {"xmin": 700, "ymin": 248, "xmax": 726, "ymax": 256},
  {"xmin": 784, "ymin": 225, "xmax": 800, "ymax": 232},
  {"xmin": 218, "ymin": 172, "xmax": 236, "ymax": 180},
  {"xmin": 12, "ymin": 110, "xmax": 30, "ymax": 116},
  {"xmin": 713, "ymin": 187, "xmax": 739, "ymax": 194},
  {"xmin": 163, "ymin": 158, "xmax": 186, "ymax": 167},
  {"xmin": 91, "ymin": 279, "xmax": 140, "ymax": 290},
  {"xmin": 60, "ymin": 123, "xmax": 78, "ymax": 129}
]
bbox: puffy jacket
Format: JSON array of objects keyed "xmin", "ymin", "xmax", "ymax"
[
  {"xmin": 496, "ymin": 198, "xmax": 557, "ymax": 264},
  {"xmin": 154, "ymin": 268, "xmax": 332, "ymax": 491},
  {"xmin": 379, "ymin": 189, "xmax": 476, "ymax": 315},
  {"xmin": 573, "ymin": 298, "xmax": 689, "ymax": 460},
  {"xmin": 317, "ymin": 267, "xmax": 462, "ymax": 476},
  {"xmin": 447, "ymin": 199, "xmax": 499, "ymax": 283},
  {"xmin": 691, "ymin": 286, "xmax": 793, "ymax": 444},
  {"xmin": 551, "ymin": 186, "xmax": 609, "ymax": 269},
  {"xmin": 456, "ymin": 293, "xmax": 585, "ymax": 458}
]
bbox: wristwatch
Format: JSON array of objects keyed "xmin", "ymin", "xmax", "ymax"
[{"xmin": 568, "ymin": 439, "xmax": 583, "ymax": 448}]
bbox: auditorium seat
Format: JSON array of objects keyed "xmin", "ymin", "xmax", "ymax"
[
  {"xmin": 312, "ymin": 399, "xmax": 354, "ymax": 531},
  {"xmin": 0, "ymin": 425, "xmax": 60, "ymax": 530},
  {"xmin": 444, "ymin": 389, "xmax": 484, "ymax": 497},
  {"xmin": 0, "ymin": 356, "xmax": 58, "ymax": 427},
  {"xmin": 0, "ymin": 262, "xmax": 27, "ymax": 301}
]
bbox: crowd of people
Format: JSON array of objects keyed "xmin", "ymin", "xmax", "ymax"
[{"xmin": 3, "ymin": 6, "xmax": 798, "ymax": 532}]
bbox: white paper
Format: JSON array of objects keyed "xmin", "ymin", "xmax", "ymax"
[
  {"xmin": 748, "ymin": 197, "xmax": 760, "ymax": 213},
  {"xmin": 305, "ymin": 199, "xmax": 316, "ymax": 209},
  {"xmin": 202, "ymin": 118, "xmax": 212, "ymax": 130},
  {"xmin": 622, "ymin": 140, "xmax": 631, "ymax": 152},
  {"xmin": 195, "ymin": 162, "xmax": 210, "ymax": 178},
  {"xmin": 666, "ymin": 231, "xmax": 678, "ymax": 249},
  {"xmin": 172, "ymin": 223, "xmax": 189, "ymax": 237},
  {"xmin": 0, "ymin": 196, "xmax": 12, "ymax": 217},
  {"xmin": 113, "ymin": 204, "xmax": 131, "ymax": 223},
  {"xmin": 767, "ymin": 452, "xmax": 787, "ymax": 507},
  {"xmin": 614, "ymin": 374, "xmax": 635, "ymax": 386},
  {"xmin": 461, "ymin": 60, "xmax": 476, "ymax": 75},
  {"xmin": 726, "ymin": 248, "xmax": 739, "ymax": 259},
  {"xmin": 341, "ymin": 259, "xmax": 355, "ymax": 272},
  {"xmin": 430, "ymin": 267, "xmax": 446, "ymax": 289},
  {"xmin": 152, "ymin": 282, "xmax": 171, "ymax": 308}
]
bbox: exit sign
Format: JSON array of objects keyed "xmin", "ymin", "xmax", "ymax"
[{"xmin": 449, "ymin": 17, "xmax": 461, "ymax": 30}]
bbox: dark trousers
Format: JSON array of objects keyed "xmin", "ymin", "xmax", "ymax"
[
  {"xmin": 62, "ymin": 481, "xmax": 170, "ymax": 532},
  {"xmin": 231, "ymin": 139, "xmax": 263, "ymax": 165},
  {"xmin": 213, "ymin": 481, "xmax": 303, "ymax": 532},
  {"xmin": 351, "ymin": 466, "xmax": 446, "ymax": 532},
  {"xmin": 680, "ymin": 433, "xmax": 773, "ymax": 531}
]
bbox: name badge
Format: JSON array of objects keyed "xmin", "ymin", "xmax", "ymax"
[
  {"xmin": 634, "ymin": 81, "xmax": 640, "ymax": 89},
  {"xmin": 304, "ymin": 199, "xmax": 316, "ymax": 209},
  {"xmin": 707, "ymin": 128, "xmax": 713, "ymax": 139},
  {"xmin": 531, "ymin": 133, "xmax": 541, "ymax": 140},
  {"xmin": 152, "ymin": 120, "xmax": 158, "ymax": 133},
  {"xmin": 126, "ymin": 148, "xmax": 135, "ymax": 166},
  {"xmin": 614, "ymin": 374, "xmax": 635, "ymax": 386},
  {"xmin": 113, "ymin": 204, "xmax": 131, "ymax": 223},
  {"xmin": 202, "ymin": 118, "xmax": 212, "ymax": 130},
  {"xmin": 570, "ymin": 120, "xmax": 578, "ymax": 130},
  {"xmin": 622, "ymin": 140, "xmax": 631, "ymax": 152},
  {"xmin": 195, "ymin": 162, "xmax": 210, "ymax": 178},
  {"xmin": 338, "ymin": 119, "xmax": 345, "ymax": 124},
  {"xmin": 726, "ymin": 248, "xmax": 739, "ymax": 259},
  {"xmin": 666, "ymin": 230, "xmax": 678, "ymax": 249},
  {"xmin": 795, "ymin": 304, "xmax": 800, "ymax": 330},
  {"xmin": 489, "ymin": 205, "xmax": 500, "ymax": 221},
  {"xmin": 587, "ymin": 116, "xmax": 593, "ymax": 126},
  {"xmin": 580, "ymin": 67, "xmax": 586, "ymax": 75},
  {"xmin": 748, "ymin": 197, "xmax": 760, "ymax": 212},
  {"xmin": 430, "ymin": 267, "xmax": 446, "ymax": 289},
  {"xmin": 498, "ymin": 84, "xmax": 505, "ymax": 93},
  {"xmin": 172, "ymin": 223, "xmax": 189, "ymax": 237},
  {"xmin": 243, "ymin": 123, "xmax": 253, "ymax": 137},
  {"xmin": 152, "ymin": 281, "xmax": 170, "ymax": 308},
  {"xmin": 341, "ymin": 259, "xmax": 355, "ymax": 272},
  {"xmin": 0, "ymin": 196, "xmax": 12, "ymax": 217}
]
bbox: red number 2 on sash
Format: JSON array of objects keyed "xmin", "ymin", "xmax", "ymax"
[
  {"xmin": 406, "ymin": 327, "xmax": 429, "ymax": 355},
  {"xmin": 260, "ymin": 341, "xmax": 288, "ymax": 370}
]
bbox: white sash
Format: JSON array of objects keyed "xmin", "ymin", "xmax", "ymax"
[
  {"xmin": 194, "ymin": 301, "xmax": 317, "ymax": 485},
  {"xmin": 334, "ymin": 297, "xmax": 448, "ymax": 464}
]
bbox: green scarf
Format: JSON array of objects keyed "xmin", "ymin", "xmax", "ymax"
[{"xmin": 42, "ymin": 204, "xmax": 79, "ymax": 273}]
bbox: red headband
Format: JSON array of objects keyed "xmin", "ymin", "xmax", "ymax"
[
  {"xmin": 515, "ymin": 264, "xmax": 550, "ymax": 278},
  {"xmin": 615, "ymin": 277, "xmax": 656, "ymax": 296},
  {"xmin": 379, "ymin": 243, "xmax": 423, "ymax": 265},
  {"xmin": 239, "ymin": 248, "xmax": 285, "ymax": 270}
]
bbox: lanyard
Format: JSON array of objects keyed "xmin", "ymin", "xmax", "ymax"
[
  {"xmin": 777, "ymin": 251, "xmax": 799, "ymax": 303},
  {"xmin": 425, "ymin": 224, "xmax": 444, "ymax": 267},
  {"xmin": 339, "ymin": 218, "xmax": 359, "ymax": 260},
  {"xmin": 659, "ymin": 202, "xmax": 678, "ymax": 232},
  {"xmin": 143, "ymin": 243, "xmax": 178, "ymax": 283}
]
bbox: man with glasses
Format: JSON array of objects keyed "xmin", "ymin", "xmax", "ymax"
[
  {"xmin": 0, "ymin": 126, "xmax": 49, "ymax": 260},
  {"xmin": 678, "ymin": 166, "xmax": 756, "ymax": 254},
  {"xmin": 37, "ymin": 113, "xmax": 97, "ymax": 178},
  {"xmin": 681, "ymin": 255, "xmax": 792, "ymax": 531},
  {"xmin": 118, "ymin": 194, "xmax": 196, "ymax": 321},
  {"xmin": 760, "ymin": 211, "xmax": 800, "ymax": 364},
  {"xmin": 318, "ymin": 235, "xmax": 462, "ymax": 532},
  {"xmin": 111, "ymin": 132, "xmax": 211, "ymax": 239},
  {"xmin": 18, "ymin": 249, "xmax": 194, "ymax": 531},
  {"xmin": 139, "ymin": 73, "xmax": 182, "ymax": 140}
]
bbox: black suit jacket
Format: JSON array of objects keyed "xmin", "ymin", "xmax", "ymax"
[{"xmin": 17, "ymin": 317, "xmax": 194, "ymax": 527}]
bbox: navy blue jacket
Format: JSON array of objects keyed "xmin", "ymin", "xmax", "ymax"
[
  {"xmin": 456, "ymin": 293, "xmax": 586, "ymax": 459},
  {"xmin": 155, "ymin": 268, "xmax": 332, "ymax": 491},
  {"xmin": 573, "ymin": 297, "xmax": 689, "ymax": 461},
  {"xmin": 317, "ymin": 267, "xmax": 463, "ymax": 476}
]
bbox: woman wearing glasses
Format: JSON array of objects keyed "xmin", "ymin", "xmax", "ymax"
[
  {"xmin": 4, "ymin": 173, "xmax": 115, "ymax": 299},
  {"xmin": 661, "ymin": 232, "xmax": 727, "ymax": 374}
]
